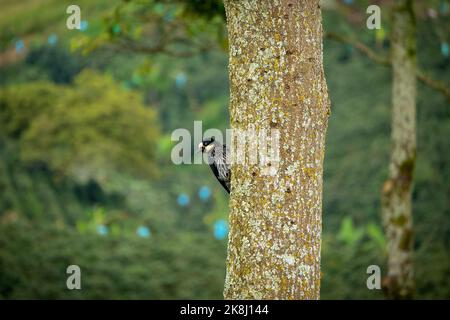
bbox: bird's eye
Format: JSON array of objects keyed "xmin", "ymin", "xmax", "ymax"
[{"xmin": 203, "ymin": 142, "xmax": 207, "ymax": 146}]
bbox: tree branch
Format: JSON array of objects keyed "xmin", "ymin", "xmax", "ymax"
[
  {"xmin": 325, "ymin": 31, "xmax": 450, "ymax": 103},
  {"xmin": 113, "ymin": 34, "xmax": 214, "ymax": 58},
  {"xmin": 416, "ymin": 71, "xmax": 450, "ymax": 101},
  {"xmin": 326, "ymin": 31, "xmax": 390, "ymax": 66}
]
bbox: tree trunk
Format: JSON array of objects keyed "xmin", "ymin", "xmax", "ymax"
[
  {"xmin": 223, "ymin": 0, "xmax": 330, "ymax": 299},
  {"xmin": 381, "ymin": 0, "xmax": 416, "ymax": 299}
]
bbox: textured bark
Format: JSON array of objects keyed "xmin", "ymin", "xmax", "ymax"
[
  {"xmin": 381, "ymin": 0, "xmax": 416, "ymax": 300},
  {"xmin": 223, "ymin": 0, "xmax": 330, "ymax": 299}
]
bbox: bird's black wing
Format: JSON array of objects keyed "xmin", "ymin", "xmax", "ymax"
[
  {"xmin": 208, "ymin": 144, "xmax": 231, "ymax": 194},
  {"xmin": 209, "ymin": 163, "xmax": 230, "ymax": 193}
]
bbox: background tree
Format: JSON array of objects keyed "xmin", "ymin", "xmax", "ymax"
[
  {"xmin": 324, "ymin": 0, "xmax": 450, "ymax": 299},
  {"xmin": 223, "ymin": 0, "xmax": 330, "ymax": 299},
  {"xmin": 381, "ymin": 0, "xmax": 416, "ymax": 299}
]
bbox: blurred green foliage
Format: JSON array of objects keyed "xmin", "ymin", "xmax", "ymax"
[
  {"xmin": 1, "ymin": 70, "xmax": 159, "ymax": 185},
  {"xmin": 0, "ymin": 222, "xmax": 226, "ymax": 299},
  {"xmin": 0, "ymin": 0, "xmax": 449, "ymax": 299}
]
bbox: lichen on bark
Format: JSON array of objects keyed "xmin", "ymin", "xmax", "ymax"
[{"xmin": 223, "ymin": 0, "xmax": 330, "ymax": 299}]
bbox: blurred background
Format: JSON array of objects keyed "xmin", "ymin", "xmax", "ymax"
[{"xmin": 0, "ymin": 0, "xmax": 448, "ymax": 299}]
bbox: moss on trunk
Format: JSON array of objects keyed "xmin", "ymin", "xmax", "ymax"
[{"xmin": 223, "ymin": 0, "xmax": 330, "ymax": 300}]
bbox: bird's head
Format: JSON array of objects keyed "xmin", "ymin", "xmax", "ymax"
[{"xmin": 198, "ymin": 136, "xmax": 215, "ymax": 154}]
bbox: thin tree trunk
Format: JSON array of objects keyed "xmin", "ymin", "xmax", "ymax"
[
  {"xmin": 223, "ymin": 0, "xmax": 330, "ymax": 299},
  {"xmin": 381, "ymin": 0, "xmax": 416, "ymax": 299}
]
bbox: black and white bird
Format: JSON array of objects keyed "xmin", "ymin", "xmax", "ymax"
[{"xmin": 198, "ymin": 137, "xmax": 231, "ymax": 194}]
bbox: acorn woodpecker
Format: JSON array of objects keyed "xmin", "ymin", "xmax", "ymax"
[{"xmin": 198, "ymin": 136, "xmax": 231, "ymax": 194}]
